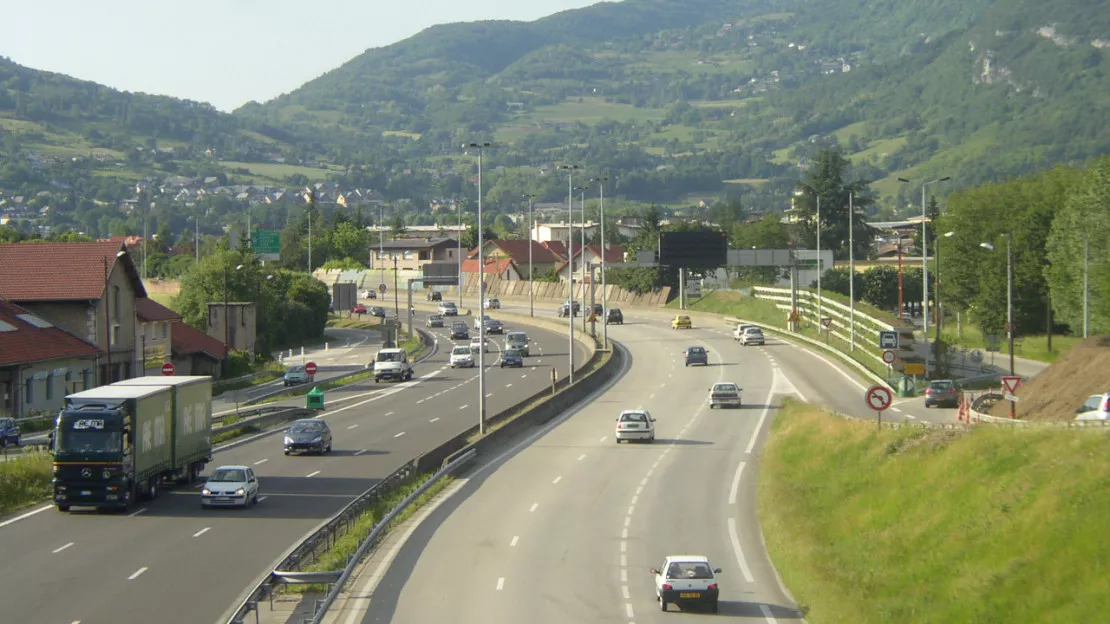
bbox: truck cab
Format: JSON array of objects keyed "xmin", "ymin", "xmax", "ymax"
[{"xmin": 373, "ymin": 348, "xmax": 414, "ymax": 382}]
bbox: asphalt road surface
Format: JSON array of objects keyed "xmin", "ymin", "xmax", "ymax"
[
  {"xmin": 336, "ymin": 306, "xmax": 953, "ymax": 623},
  {"xmin": 0, "ymin": 310, "xmax": 589, "ymax": 624}
]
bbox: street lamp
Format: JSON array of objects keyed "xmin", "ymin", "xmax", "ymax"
[
  {"xmin": 522, "ymin": 193, "xmax": 538, "ymax": 317},
  {"xmin": 980, "ymin": 236, "xmax": 1015, "ymax": 418},
  {"xmin": 464, "ymin": 141, "xmax": 494, "ymax": 433},
  {"xmin": 558, "ymin": 164, "xmax": 581, "ymax": 384},
  {"xmin": 1083, "ymin": 233, "xmax": 1090, "ymax": 338},
  {"xmin": 590, "ymin": 176, "xmax": 609, "ymax": 349},
  {"xmin": 897, "ymin": 175, "xmax": 950, "ymax": 377},
  {"xmin": 847, "ymin": 193, "xmax": 864, "ymax": 350},
  {"xmin": 815, "ymin": 193, "xmax": 822, "ymax": 321},
  {"xmin": 575, "ymin": 184, "xmax": 590, "ymax": 334},
  {"xmin": 301, "ymin": 187, "xmax": 316, "ymax": 273}
]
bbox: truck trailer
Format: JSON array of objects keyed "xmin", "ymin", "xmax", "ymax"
[{"xmin": 52, "ymin": 376, "xmax": 214, "ymax": 512}]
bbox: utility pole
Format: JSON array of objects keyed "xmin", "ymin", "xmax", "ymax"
[
  {"xmin": 897, "ymin": 175, "xmax": 950, "ymax": 378},
  {"xmin": 1083, "ymin": 234, "xmax": 1090, "ymax": 339},
  {"xmin": 1007, "ymin": 235, "xmax": 1015, "ymax": 419},
  {"xmin": 576, "ymin": 185, "xmax": 589, "ymax": 334},
  {"xmin": 558, "ymin": 164, "xmax": 581, "ymax": 385},
  {"xmin": 815, "ymin": 194, "xmax": 822, "ymax": 322},
  {"xmin": 464, "ymin": 142, "xmax": 494, "ymax": 433},
  {"xmin": 393, "ymin": 256, "xmax": 400, "ymax": 320},
  {"xmin": 848, "ymin": 193, "xmax": 855, "ymax": 351},
  {"xmin": 523, "ymin": 194, "xmax": 536, "ymax": 317},
  {"xmin": 590, "ymin": 177, "xmax": 610, "ymax": 350}
]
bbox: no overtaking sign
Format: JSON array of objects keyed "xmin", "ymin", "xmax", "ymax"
[{"xmin": 865, "ymin": 385, "xmax": 893, "ymax": 412}]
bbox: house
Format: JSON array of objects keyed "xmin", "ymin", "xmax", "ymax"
[
  {"xmin": 0, "ymin": 241, "xmax": 146, "ymax": 384},
  {"xmin": 0, "ymin": 299, "xmax": 101, "ymax": 419},
  {"xmin": 136, "ymin": 298, "xmax": 180, "ymax": 374},
  {"xmin": 370, "ymin": 238, "xmax": 460, "ymax": 271},
  {"xmin": 530, "ymin": 221, "xmax": 599, "ymax": 245},
  {"xmin": 171, "ymin": 320, "xmax": 228, "ymax": 377},
  {"xmin": 541, "ymin": 240, "xmax": 569, "ymax": 261},
  {"xmin": 461, "ymin": 258, "xmax": 523, "ymax": 281},
  {"xmin": 554, "ymin": 245, "xmax": 626, "ymax": 282},
  {"xmin": 469, "ymin": 240, "xmax": 565, "ymax": 279}
]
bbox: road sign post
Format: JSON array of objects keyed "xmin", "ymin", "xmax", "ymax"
[
  {"xmin": 865, "ymin": 385, "xmax": 893, "ymax": 429},
  {"xmin": 378, "ymin": 283, "xmax": 387, "ymax": 294},
  {"xmin": 881, "ymin": 350, "xmax": 897, "ymax": 365},
  {"xmin": 821, "ymin": 317, "xmax": 832, "ymax": 343},
  {"xmin": 305, "ymin": 361, "xmax": 318, "ymax": 377},
  {"xmin": 1001, "ymin": 376, "xmax": 1022, "ymax": 416},
  {"xmin": 161, "ymin": 362, "xmax": 175, "ymax": 376}
]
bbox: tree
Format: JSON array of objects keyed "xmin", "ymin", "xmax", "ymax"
[
  {"xmin": 793, "ymin": 147, "xmax": 875, "ymax": 260},
  {"xmin": 391, "ymin": 213, "xmax": 407, "ymax": 237},
  {"xmin": 329, "ymin": 221, "xmax": 369, "ymax": 265},
  {"xmin": 859, "ymin": 265, "xmax": 899, "ymax": 310}
]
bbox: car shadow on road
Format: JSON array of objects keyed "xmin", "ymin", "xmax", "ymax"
[
  {"xmin": 718, "ymin": 600, "xmax": 806, "ymax": 618},
  {"xmin": 656, "ymin": 438, "xmax": 713, "ymax": 446}
]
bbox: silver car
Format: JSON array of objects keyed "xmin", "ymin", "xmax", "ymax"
[
  {"xmin": 426, "ymin": 314, "xmax": 444, "ymax": 328},
  {"xmin": 709, "ymin": 382, "xmax": 742, "ymax": 408},
  {"xmin": 739, "ymin": 327, "xmax": 765, "ymax": 346}
]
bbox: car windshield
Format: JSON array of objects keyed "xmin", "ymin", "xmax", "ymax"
[
  {"xmin": 452, "ymin": 346, "xmax": 471, "ymax": 355},
  {"xmin": 376, "ymin": 351, "xmax": 402, "ymax": 362},
  {"xmin": 746, "ymin": 328, "xmax": 763, "ymax": 334},
  {"xmin": 429, "ymin": 315, "xmax": 442, "ymax": 320},
  {"xmin": 688, "ymin": 347, "xmax": 705, "ymax": 354},
  {"xmin": 286, "ymin": 365, "xmax": 305, "ymax": 373},
  {"xmin": 620, "ymin": 412, "xmax": 649, "ymax": 423},
  {"xmin": 930, "ymin": 381, "xmax": 954, "ymax": 390},
  {"xmin": 713, "ymin": 384, "xmax": 738, "ymax": 393},
  {"xmin": 666, "ymin": 562, "xmax": 714, "ymax": 580},
  {"xmin": 508, "ymin": 333, "xmax": 526, "ymax": 341},
  {"xmin": 289, "ymin": 421, "xmax": 324, "ymax": 433},
  {"xmin": 208, "ymin": 468, "xmax": 246, "ymax": 483},
  {"xmin": 442, "ymin": 302, "xmax": 456, "ymax": 308}
]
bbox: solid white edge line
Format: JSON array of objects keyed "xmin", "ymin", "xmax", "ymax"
[
  {"xmin": 728, "ymin": 517, "xmax": 756, "ymax": 583},
  {"xmin": 760, "ymin": 603, "xmax": 778, "ymax": 622},
  {"xmin": 306, "ymin": 471, "xmax": 321, "ymax": 478},
  {"xmin": 52, "ymin": 542, "xmax": 74, "ymax": 553},
  {"xmin": 0, "ymin": 504, "xmax": 52, "ymax": 528},
  {"xmin": 728, "ymin": 461, "xmax": 747, "ymax": 506},
  {"xmin": 745, "ymin": 377, "xmax": 778, "ymax": 455},
  {"xmin": 496, "ymin": 577, "xmax": 505, "ymax": 591},
  {"xmin": 193, "ymin": 527, "xmax": 211, "ymax": 538},
  {"xmin": 510, "ymin": 536, "xmax": 519, "ymax": 547}
]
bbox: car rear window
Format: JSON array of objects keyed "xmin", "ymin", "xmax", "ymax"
[
  {"xmin": 620, "ymin": 412, "xmax": 648, "ymax": 422},
  {"xmin": 688, "ymin": 347, "xmax": 705, "ymax": 354},
  {"xmin": 930, "ymin": 381, "xmax": 954, "ymax": 390},
  {"xmin": 713, "ymin": 384, "xmax": 737, "ymax": 392},
  {"xmin": 452, "ymin": 346, "xmax": 471, "ymax": 355},
  {"xmin": 666, "ymin": 562, "xmax": 714, "ymax": 579}
]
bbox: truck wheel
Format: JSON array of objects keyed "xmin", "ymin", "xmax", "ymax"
[
  {"xmin": 146, "ymin": 479, "xmax": 159, "ymax": 501},
  {"xmin": 56, "ymin": 504, "xmax": 70, "ymax": 512}
]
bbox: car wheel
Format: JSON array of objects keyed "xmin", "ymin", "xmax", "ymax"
[
  {"xmin": 284, "ymin": 450, "xmax": 290, "ymax": 456},
  {"xmin": 661, "ymin": 600, "xmax": 667, "ymax": 612},
  {"xmin": 57, "ymin": 504, "xmax": 70, "ymax": 512}
]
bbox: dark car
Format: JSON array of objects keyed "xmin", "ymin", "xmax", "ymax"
[
  {"xmin": 606, "ymin": 308, "xmax": 624, "ymax": 325},
  {"xmin": 501, "ymin": 348, "xmax": 525, "ymax": 368},
  {"xmin": 591, "ymin": 303, "xmax": 604, "ymax": 317},
  {"xmin": 370, "ymin": 306, "xmax": 387, "ymax": 318},
  {"xmin": 0, "ymin": 417, "xmax": 21, "ymax": 448},
  {"xmin": 683, "ymin": 346, "xmax": 709, "ymax": 367},
  {"xmin": 484, "ymin": 318, "xmax": 504, "ymax": 334},
  {"xmin": 283, "ymin": 419, "xmax": 332, "ymax": 455},
  {"xmin": 924, "ymin": 379, "xmax": 960, "ymax": 408},
  {"xmin": 557, "ymin": 301, "xmax": 581, "ymax": 318},
  {"xmin": 427, "ymin": 290, "xmax": 442, "ymax": 301},
  {"xmin": 451, "ymin": 321, "xmax": 470, "ymax": 340}
]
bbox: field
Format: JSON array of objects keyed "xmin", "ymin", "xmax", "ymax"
[
  {"xmin": 217, "ymin": 161, "xmax": 338, "ymax": 182},
  {"xmin": 758, "ymin": 401, "xmax": 1110, "ymax": 623}
]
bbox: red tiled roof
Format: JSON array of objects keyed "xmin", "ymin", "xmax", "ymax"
[
  {"xmin": 541, "ymin": 240, "xmax": 569, "ymax": 259},
  {"xmin": 0, "ymin": 241, "xmax": 147, "ymax": 301},
  {"xmin": 461, "ymin": 258, "xmax": 520, "ymax": 277},
  {"xmin": 556, "ymin": 244, "xmax": 625, "ymax": 273},
  {"xmin": 0, "ymin": 299, "xmax": 102, "ymax": 366},
  {"xmin": 171, "ymin": 321, "xmax": 227, "ymax": 361},
  {"xmin": 136, "ymin": 298, "xmax": 182, "ymax": 322},
  {"xmin": 474, "ymin": 240, "xmax": 565, "ymax": 265}
]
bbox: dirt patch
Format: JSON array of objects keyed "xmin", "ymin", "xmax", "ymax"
[{"xmin": 988, "ymin": 335, "xmax": 1110, "ymax": 421}]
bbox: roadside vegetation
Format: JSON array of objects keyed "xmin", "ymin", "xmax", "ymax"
[
  {"xmin": 0, "ymin": 450, "xmax": 53, "ymax": 516},
  {"xmin": 758, "ymin": 401, "xmax": 1110, "ymax": 623}
]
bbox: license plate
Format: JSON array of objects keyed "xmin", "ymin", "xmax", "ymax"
[
  {"xmin": 216, "ymin": 497, "xmax": 233, "ymax": 501},
  {"xmin": 679, "ymin": 592, "xmax": 701, "ymax": 599},
  {"xmin": 81, "ymin": 490, "xmax": 91, "ymax": 496}
]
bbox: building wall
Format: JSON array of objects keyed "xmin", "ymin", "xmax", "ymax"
[
  {"xmin": 0, "ymin": 356, "xmax": 97, "ymax": 419},
  {"xmin": 138, "ymin": 319, "xmax": 172, "ymax": 374},
  {"xmin": 206, "ymin": 302, "xmax": 256, "ymax": 353},
  {"xmin": 171, "ymin": 354, "xmax": 220, "ymax": 378}
]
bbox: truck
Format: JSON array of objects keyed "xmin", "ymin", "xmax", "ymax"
[
  {"xmin": 373, "ymin": 347, "xmax": 414, "ymax": 382},
  {"xmin": 51, "ymin": 376, "xmax": 213, "ymax": 512}
]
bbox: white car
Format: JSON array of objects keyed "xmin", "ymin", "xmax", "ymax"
[
  {"xmin": 200, "ymin": 465, "xmax": 260, "ymax": 509},
  {"xmin": 739, "ymin": 327, "xmax": 765, "ymax": 346},
  {"xmin": 469, "ymin": 336, "xmax": 489, "ymax": 352},
  {"xmin": 651, "ymin": 556, "xmax": 722, "ymax": 613},
  {"xmin": 1075, "ymin": 393, "xmax": 1110, "ymax": 420},
  {"xmin": 450, "ymin": 345, "xmax": 475, "ymax": 368},
  {"xmin": 732, "ymin": 324, "xmax": 759, "ymax": 340},
  {"xmin": 484, "ymin": 298, "xmax": 501, "ymax": 309},
  {"xmin": 615, "ymin": 409, "xmax": 655, "ymax": 443},
  {"xmin": 709, "ymin": 382, "xmax": 742, "ymax": 408},
  {"xmin": 474, "ymin": 314, "xmax": 492, "ymax": 329}
]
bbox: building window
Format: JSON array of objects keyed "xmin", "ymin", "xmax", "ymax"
[
  {"xmin": 419, "ymin": 251, "xmax": 430, "ymax": 260},
  {"xmin": 25, "ymin": 377, "xmax": 33, "ymax": 404},
  {"xmin": 160, "ymin": 322, "xmax": 168, "ymax": 340},
  {"xmin": 403, "ymin": 250, "xmax": 413, "ymax": 260},
  {"xmin": 113, "ymin": 285, "xmax": 121, "ymax": 321},
  {"xmin": 45, "ymin": 374, "xmax": 53, "ymax": 401}
]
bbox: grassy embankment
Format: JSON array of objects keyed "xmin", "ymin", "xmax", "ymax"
[
  {"xmin": 759, "ymin": 401, "xmax": 1110, "ymax": 622},
  {"xmin": 936, "ymin": 323, "xmax": 1081, "ymax": 364},
  {"xmin": 0, "ymin": 450, "xmax": 53, "ymax": 516}
]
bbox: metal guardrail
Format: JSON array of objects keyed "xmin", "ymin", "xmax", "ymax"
[{"xmin": 212, "ymin": 406, "xmax": 316, "ymax": 438}]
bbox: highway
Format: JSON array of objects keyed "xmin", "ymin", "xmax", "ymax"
[
  {"xmin": 0, "ymin": 310, "xmax": 590, "ymax": 624},
  {"xmin": 330, "ymin": 305, "xmax": 949, "ymax": 623}
]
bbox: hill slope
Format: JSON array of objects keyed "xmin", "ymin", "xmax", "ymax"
[{"xmin": 988, "ymin": 335, "xmax": 1110, "ymax": 421}]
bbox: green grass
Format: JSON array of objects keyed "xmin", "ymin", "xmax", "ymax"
[
  {"xmin": 847, "ymin": 135, "xmax": 907, "ymax": 165},
  {"xmin": 292, "ymin": 472, "xmax": 455, "ymax": 592},
  {"xmin": 0, "ymin": 450, "xmax": 54, "ymax": 516},
  {"xmin": 723, "ymin": 178, "xmax": 770, "ymax": 187},
  {"xmin": 938, "ymin": 324, "xmax": 1080, "ymax": 363},
  {"xmin": 218, "ymin": 160, "xmax": 337, "ymax": 182},
  {"xmin": 510, "ymin": 97, "xmax": 667, "ymax": 127},
  {"xmin": 758, "ymin": 401, "xmax": 1110, "ymax": 623}
]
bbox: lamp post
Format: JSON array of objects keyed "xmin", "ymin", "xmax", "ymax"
[
  {"xmin": 222, "ymin": 263, "xmax": 246, "ymax": 376},
  {"xmin": 898, "ymin": 175, "xmax": 950, "ymax": 377},
  {"xmin": 848, "ymin": 193, "xmax": 855, "ymax": 351},
  {"xmin": 302, "ymin": 187, "xmax": 316, "ymax": 273},
  {"xmin": 380, "ymin": 203, "xmax": 386, "ymax": 289},
  {"xmin": 575, "ymin": 184, "xmax": 589, "ymax": 334},
  {"xmin": 590, "ymin": 176, "xmax": 609, "ymax": 349},
  {"xmin": 815, "ymin": 194, "xmax": 822, "ymax": 322},
  {"xmin": 464, "ymin": 142, "xmax": 494, "ymax": 433},
  {"xmin": 523, "ymin": 194, "xmax": 537, "ymax": 317},
  {"xmin": 194, "ymin": 215, "xmax": 200, "ymax": 265},
  {"xmin": 981, "ymin": 236, "xmax": 1015, "ymax": 418},
  {"xmin": 937, "ymin": 231, "xmax": 955, "ymax": 340},
  {"xmin": 456, "ymin": 199, "xmax": 465, "ymax": 307},
  {"xmin": 558, "ymin": 164, "xmax": 581, "ymax": 384}
]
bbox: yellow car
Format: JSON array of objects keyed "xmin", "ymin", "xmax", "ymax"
[{"xmin": 671, "ymin": 315, "xmax": 692, "ymax": 329}]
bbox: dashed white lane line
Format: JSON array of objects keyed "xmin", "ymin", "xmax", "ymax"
[
  {"xmin": 430, "ymin": 417, "xmax": 440, "ymax": 423},
  {"xmin": 486, "ymin": 393, "xmax": 494, "ymax": 398},
  {"xmin": 506, "ymin": 383, "xmax": 513, "ymax": 388},
  {"xmin": 127, "ymin": 567, "xmax": 148, "ymax": 580},
  {"xmin": 258, "ymin": 496, "xmax": 268, "ymax": 502},
  {"xmin": 129, "ymin": 508, "xmax": 148, "ymax": 517},
  {"xmin": 622, "ymin": 585, "xmax": 631, "ymax": 599},
  {"xmin": 385, "ymin": 412, "xmax": 394, "ymax": 417},
  {"xmin": 192, "ymin": 527, "xmax": 211, "ymax": 538},
  {"xmin": 306, "ymin": 471, "xmax": 321, "ymax": 478},
  {"xmin": 52, "ymin": 542, "xmax": 74, "ymax": 554},
  {"xmin": 552, "ymin": 476, "xmax": 562, "ymax": 484},
  {"xmin": 599, "ymin": 436, "xmax": 607, "ymax": 443},
  {"xmin": 394, "ymin": 432, "xmax": 406, "ymax": 438},
  {"xmin": 253, "ymin": 458, "xmax": 268, "ymax": 465},
  {"xmin": 891, "ymin": 407, "xmax": 903, "ymax": 413},
  {"xmin": 347, "ymin": 424, "xmax": 359, "ymax": 429},
  {"xmin": 729, "ymin": 461, "xmax": 747, "ymax": 506},
  {"xmin": 510, "ymin": 536, "xmax": 519, "ymax": 547},
  {"xmin": 529, "ymin": 503, "xmax": 539, "ymax": 512},
  {"xmin": 577, "ymin": 454, "xmax": 586, "ymax": 461},
  {"xmin": 625, "ymin": 603, "xmax": 635, "ymax": 618},
  {"xmin": 354, "ymin": 449, "xmax": 367, "ymax": 456},
  {"xmin": 416, "ymin": 399, "xmax": 426, "ymax": 404},
  {"xmin": 496, "ymin": 577, "xmax": 505, "ymax": 591},
  {"xmin": 459, "ymin": 404, "xmax": 469, "ymax": 410},
  {"xmin": 727, "ymin": 517, "xmax": 756, "ymax": 583}
]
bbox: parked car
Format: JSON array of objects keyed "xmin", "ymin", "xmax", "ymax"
[
  {"xmin": 450, "ymin": 321, "xmax": 469, "ymax": 340},
  {"xmin": 450, "ymin": 345, "xmax": 475, "ymax": 368},
  {"xmin": 924, "ymin": 379, "xmax": 960, "ymax": 408},
  {"xmin": 672, "ymin": 315, "xmax": 693, "ymax": 329},
  {"xmin": 615, "ymin": 409, "xmax": 655, "ymax": 443},
  {"xmin": 361, "ymin": 289, "xmax": 378, "ymax": 299},
  {"xmin": 709, "ymin": 382, "xmax": 742, "ymax": 408},
  {"xmin": 501, "ymin": 348, "xmax": 525, "ymax": 368},
  {"xmin": 426, "ymin": 314, "xmax": 444, "ymax": 328},
  {"xmin": 351, "ymin": 304, "xmax": 368, "ymax": 315},
  {"xmin": 484, "ymin": 297, "xmax": 501, "ymax": 309},
  {"xmin": 0, "ymin": 417, "xmax": 21, "ymax": 447},
  {"xmin": 739, "ymin": 327, "xmax": 765, "ymax": 346},
  {"xmin": 683, "ymin": 346, "xmax": 708, "ymax": 366},
  {"xmin": 200, "ymin": 465, "xmax": 260, "ymax": 509},
  {"xmin": 283, "ymin": 364, "xmax": 313, "ymax": 387},
  {"xmin": 1076, "ymin": 393, "xmax": 1110, "ymax": 420},
  {"xmin": 427, "ymin": 290, "xmax": 442, "ymax": 301},
  {"xmin": 439, "ymin": 301, "xmax": 458, "ymax": 316},
  {"xmin": 283, "ymin": 419, "xmax": 332, "ymax": 455},
  {"xmin": 606, "ymin": 308, "xmax": 624, "ymax": 325},
  {"xmin": 369, "ymin": 306, "xmax": 386, "ymax": 318},
  {"xmin": 651, "ymin": 556, "xmax": 722, "ymax": 613}
]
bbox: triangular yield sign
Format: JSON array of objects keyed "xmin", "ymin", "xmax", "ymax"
[{"xmin": 1001, "ymin": 376, "xmax": 1021, "ymax": 394}]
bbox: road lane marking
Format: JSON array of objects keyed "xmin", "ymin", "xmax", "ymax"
[
  {"xmin": 621, "ymin": 568, "xmax": 627, "ymax": 582},
  {"xmin": 745, "ymin": 377, "xmax": 778, "ymax": 455},
  {"xmin": 727, "ymin": 517, "xmax": 756, "ymax": 583},
  {"xmin": 496, "ymin": 577, "xmax": 505, "ymax": 591},
  {"xmin": 52, "ymin": 542, "xmax": 74, "ymax": 553},
  {"xmin": 385, "ymin": 412, "xmax": 394, "ymax": 416},
  {"xmin": 621, "ymin": 527, "xmax": 628, "ymax": 539},
  {"xmin": 354, "ymin": 449, "xmax": 366, "ymax": 456},
  {"xmin": 622, "ymin": 585, "xmax": 630, "ymax": 599},
  {"xmin": 625, "ymin": 603, "xmax": 634, "ymax": 618},
  {"xmin": 430, "ymin": 417, "xmax": 440, "ymax": 423},
  {"xmin": 486, "ymin": 393, "xmax": 494, "ymax": 398},
  {"xmin": 460, "ymin": 404, "xmax": 469, "ymax": 409},
  {"xmin": 306, "ymin": 471, "xmax": 321, "ymax": 478},
  {"xmin": 192, "ymin": 527, "xmax": 211, "ymax": 538},
  {"xmin": 394, "ymin": 431, "xmax": 406, "ymax": 438},
  {"xmin": 510, "ymin": 536, "xmax": 519, "ymax": 547},
  {"xmin": 258, "ymin": 496, "xmax": 268, "ymax": 502},
  {"xmin": 529, "ymin": 503, "xmax": 538, "ymax": 512},
  {"xmin": 578, "ymin": 454, "xmax": 586, "ymax": 461},
  {"xmin": 599, "ymin": 436, "xmax": 607, "ymax": 443},
  {"xmin": 729, "ymin": 461, "xmax": 747, "ymax": 506},
  {"xmin": 347, "ymin": 424, "xmax": 359, "ymax": 429},
  {"xmin": 0, "ymin": 503, "xmax": 53, "ymax": 528},
  {"xmin": 129, "ymin": 508, "xmax": 148, "ymax": 517},
  {"xmin": 127, "ymin": 567, "xmax": 148, "ymax": 580},
  {"xmin": 506, "ymin": 383, "xmax": 513, "ymax": 387},
  {"xmin": 552, "ymin": 476, "xmax": 562, "ymax": 484},
  {"xmin": 416, "ymin": 399, "xmax": 425, "ymax": 404},
  {"xmin": 253, "ymin": 458, "xmax": 268, "ymax": 465}
]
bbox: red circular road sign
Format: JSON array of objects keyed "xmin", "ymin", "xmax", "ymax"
[
  {"xmin": 865, "ymin": 385, "xmax": 893, "ymax": 412},
  {"xmin": 881, "ymin": 350, "xmax": 897, "ymax": 364},
  {"xmin": 304, "ymin": 361, "xmax": 318, "ymax": 376},
  {"xmin": 161, "ymin": 362, "xmax": 176, "ymax": 376}
]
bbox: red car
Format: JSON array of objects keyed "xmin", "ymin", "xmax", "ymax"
[{"xmin": 351, "ymin": 304, "xmax": 368, "ymax": 314}]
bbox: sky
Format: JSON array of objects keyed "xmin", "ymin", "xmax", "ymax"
[{"xmin": 2, "ymin": 0, "xmax": 603, "ymax": 112}]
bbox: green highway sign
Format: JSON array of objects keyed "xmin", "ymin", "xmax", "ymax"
[{"xmin": 251, "ymin": 229, "xmax": 280, "ymax": 256}]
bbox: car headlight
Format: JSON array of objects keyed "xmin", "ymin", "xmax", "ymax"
[
  {"xmin": 235, "ymin": 488, "xmax": 245, "ymax": 495},
  {"xmin": 283, "ymin": 436, "xmax": 293, "ymax": 445},
  {"xmin": 201, "ymin": 488, "xmax": 212, "ymax": 495}
]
